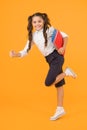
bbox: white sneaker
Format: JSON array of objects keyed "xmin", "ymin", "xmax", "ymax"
[
  {"xmin": 64, "ymin": 67, "xmax": 77, "ymax": 78},
  {"xmin": 50, "ymin": 107, "xmax": 66, "ymax": 121}
]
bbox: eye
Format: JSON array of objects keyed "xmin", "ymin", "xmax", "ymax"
[
  {"xmin": 38, "ymin": 20, "xmax": 42, "ymax": 23},
  {"xmin": 33, "ymin": 21, "xmax": 36, "ymax": 24}
]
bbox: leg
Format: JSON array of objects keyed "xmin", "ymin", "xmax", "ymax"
[
  {"xmin": 53, "ymin": 72, "xmax": 66, "ymax": 85},
  {"xmin": 45, "ymin": 65, "xmax": 77, "ymax": 87},
  {"xmin": 57, "ymin": 86, "xmax": 64, "ymax": 106},
  {"xmin": 45, "ymin": 64, "xmax": 65, "ymax": 87},
  {"xmin": 50, "ymin": 86, "xmax": 65, "ymax": 121},
  {"xmin": 45, "ymin": 54, "xmax": 77, "ymax": 120},
  {"xmin": 45, "ymin": 52, "xmax": 65, "ymax": 87},
  {"xmin": 50, "ymin": 67, "xmax": 77, "ymax": 121},
  {"xmin": 52, "ymin": 66, "xmax": 77, "ymax": 86}
]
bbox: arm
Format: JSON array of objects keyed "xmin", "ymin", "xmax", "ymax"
[
  {"xmin": 10, "ymin": 40, "xmax": 33, "ymax": 58},
  {"xmin": 63, "ymin": 36, "xmax": 68, "ymax": 50}
]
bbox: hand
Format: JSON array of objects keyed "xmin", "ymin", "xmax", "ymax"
[
  {"xmin": 58, "ymin": 47, "xmax": 65, "ymax": 55},
  {"xmin": 9, "ymin": 50, "xmax": 16, "ymax": 57}
]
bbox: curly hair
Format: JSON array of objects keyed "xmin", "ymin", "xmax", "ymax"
[{"xmin": 27, "ymin": 12, "xmax": 51, "ymax": 52}]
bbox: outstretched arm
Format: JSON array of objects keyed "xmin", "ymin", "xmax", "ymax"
[{"xmin": 10, "ymin": 40, "xmax": 34, "ymax": 58}]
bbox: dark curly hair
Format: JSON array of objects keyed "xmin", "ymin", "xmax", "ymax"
[{"xmin": 27, "ymin": 12, "xmax": 51, "ymax": 52}]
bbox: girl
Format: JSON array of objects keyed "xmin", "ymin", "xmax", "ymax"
[{"xmin": 10, "ymin": 12, "xmax": 77, "ymax": 121}]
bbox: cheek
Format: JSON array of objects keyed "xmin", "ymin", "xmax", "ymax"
[
  {"xmin": 40, "ymin": 22, "xmax": 44, "ymax": 26},
  {"xmin": 32, "ymin": 23, "xmax": 36, "ymax": 27},
  {"xmin": 42, "ymin": 21, "xmax": 44, "ymax": 26}
]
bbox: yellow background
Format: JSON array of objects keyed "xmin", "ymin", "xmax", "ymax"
[{"xmin": 0, "ymin": 0, "xmax": 87, "ymax": 129}]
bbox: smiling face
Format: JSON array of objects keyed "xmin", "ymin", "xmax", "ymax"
[{"xmin": 32, "ymin": 16, "xmax": 44, "ymax": 31}]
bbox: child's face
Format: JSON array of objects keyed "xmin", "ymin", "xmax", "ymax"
[{"xmin": 32, "ymin": 16, "xmax": 44, "ymax": 31}]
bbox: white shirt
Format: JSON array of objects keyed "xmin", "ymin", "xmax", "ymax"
[{"xmin": 19, "ymin": 26, "xmax": 68, "ymax": 57}]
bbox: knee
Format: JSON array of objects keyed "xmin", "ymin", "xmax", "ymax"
[{"xmin": 45, "ymin": 79, "xmax": 54, "ymax": 86}]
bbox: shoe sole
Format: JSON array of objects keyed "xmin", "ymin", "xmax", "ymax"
[
  {"xmin": 67, "ymin": 67, "xmax": 77, "ymax": 78},
  {"xmin": 50, "ymin": 112, "xmax": 66, "ymax": 121}
]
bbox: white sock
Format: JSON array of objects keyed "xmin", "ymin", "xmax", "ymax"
[{"xmin": 57, "ymin": 106, "xmax": 64, "ymax": 110}]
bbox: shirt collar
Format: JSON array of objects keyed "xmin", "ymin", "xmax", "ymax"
[{"xmin": 36, "ymin": 28, "xmax": 43, "ymax": 33}]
